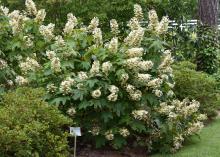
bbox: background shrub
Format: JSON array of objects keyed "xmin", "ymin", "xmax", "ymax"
[
  {"xmin": 173, "ymin": 61, "xmax": 220, "ymax": 118},
  {"xmin": 0, "ymin": 87, "xmax": 71, "ymax": 157}
]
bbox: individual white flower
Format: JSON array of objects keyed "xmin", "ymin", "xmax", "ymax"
[
  {"xmin": 39, "ymin": 23, "xmax": 55, "ymax": 41},
  {"xmin": 67, "ymin": 107, "xmax": 76, "ymax": 116},
  {"xmin": 63, "ymin": 13, "xmax": 78, "ymax": 35},
  {"xmin": 125, "ymin": 48, "xmax": 143, "ymax": 58},
  {"xmin": 91, "ymin": 88, "xmax": 101, "ymax": 99},
  {"xmin": 90, "ymin": 60, "xmax": 100, "ymax": 76},
  {"xmin": 35, "ymin": 9, "xmax": 46, "ymax": 23},
  {"xmin": 110, "ymin": 19, "xmax": 119, "ymax": 35},
  {"xmin": 105, "ymin": 130, "xmax": 114, "ymax": 141},
  {"xmin": 46, "ymin": 83, "xmax": 57, "ymax": 93},
  {"xmin": 102, "ymin": 61, "xmax": 112, "ymax": 75},
  {"xmin": 25, "ymin": 0, "xmax": 37, "ymax": 16},
  {"xmin": 78, "ymin": 71, "xmax": 88, "ymax": 81},
  {"xmin": 92, "ymin": 28, "xmax": 103, "ymax": 46},
  {"xmin": 132, "ymin": 110, "xmax": 148, "ymax": 121},
  {"xmin": 87, "ymin": 17, "xmax": 99, "ymax": 31},
  {"xmin": 51, "ymin": 57, "xmax": 61, "ymax": 73},
  {"xmin": 108, "ymin": 37, "xmax": 118, "ymax": 54},
  {"xmin": 134, "ymin": 4, "xmax": 143, "ymax": 21},
  {"xmin": 15, "ymin": 76, "xmax": 28, "ymax": 86},
  {"xmin": 153, "ymin": 89, "xmax": 163, "ymax": 97},
  {"xmin": 119, "ymin": 128, "xmax": 130, "ymax": 137},
  {"xmin": 46, "ymin": 50, "xmax": 56, "ymax": 60}
]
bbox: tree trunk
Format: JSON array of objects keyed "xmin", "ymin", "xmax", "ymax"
[{"xmin": 199, "ymin": 0, "xmax": 219, "ymax": 27}]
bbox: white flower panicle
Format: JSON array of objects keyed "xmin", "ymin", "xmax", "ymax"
[
  {"xmin": 156, "ymin": 16, "xmax": 169, "ymax": 35},
  {"xmin": 90, "ymin": 60, "xmax": 100, "ymax": 76},
  {"xmin": 67, "ymin": 107, "xmax": 76, "ymax": 116},
  {"xmin": 55, "ymin": 35, "xmax": 65, "ymax": 46},
  {"xmin": 132, "ymin": 110, "xmax": 148, "ymax": 121},
  {"xmin": 120, "ymin": 73, "xmax": 129, "ymax": 84},
  {"xmin": 125, "ymin": 84, "xmax": 142, "ymax": 101},
  {"xmin": 39, "ymin": 23, "xmax": 55, "ymax": 41},
  {"xmin": 25, "ymin": 0, "xmax": 37, "ymax": 16},
  {"xmin": 186, "ymin": 122, "xmax": 204, "ymax": 135},
  {"xmin": 119, "ymin": 128, "xmax": 130, "ymax": 137},
  {"xmin": 46, "ymin": 50, "xmax": 56, "ymax": 60},
  {"xmin": 15, "ymin": 76, "xmax": 28, "ymax": 86},
  {"xmin": 125, "ymin": 48, "xmax": 144, "ymax": 58},
  {"xmin": 92, "ymin": 28, "xmax": 103, "ymax": 46},
  {"xmin": 136, "ymin": 73, "xmax": 151, "ymax": 83},
  {"xmin": 23, "ymin": 35, "xmax": 34, "ymax": 47},
  {"xmin": 19, "ymin": 57, "xmax": 40, "ymax": 73},
  {"xmin": 134, "ymin": 4, "xmax": 144, "ymax": 21},
  {"xmin": 124, "ymin": 57, "xmax": 142, "ymax": 70},
  {"xmin": 139, "ymin": 60, "xmax": 154, "ymax": 71},
  {"xmin": 148, "ymin": 10, "xmax": 159, "ymax": 32},
  {"xmin": 147, "ymin": 78, "xmax": 163, "ymax": 89},
  {"xmin": 105, "ymin": 130, "xmax": 114, "ymax": 141},
  {"xmin": 63, "ymin": 13, "xmax": 78, "ymax": 35},
  {"xmin": 51, "ymin": 57, "xmax": 61, "ymax": 73},
  {"xmin": 107, "ymin": 85, "xmax": 119, "ymax": 102},
  {"xmin": 110, "ymin": 19, "xmax": 119, "ymax": 35},
  {"xmin": 87, "ymin": 17, "xmax": 99, "ymax": 31},
  {"xmin": 128, "ymin": 17, "xmax": 141, "ymax": 30},
  {"xmin": 124, "ymin": 27, "xmax": 145, "ymax": 47},
  {"xmin": 108, "ymin": 37, "xmax": 118, "ymax": 54},
  {"xmin": 47, "ymin": 83, "xmax": 57, "ymax": 93},
  {"xmin": 153, "ymin": 89, "xmax": 163, "ymax": 97},
  {"xmin": 0, "ymin": 6, "xmax": 9, "ymax": 16},
  {"xmin": 78, "ymin": 71, "xmax": 88, "ymax": 81},
  {"xmin": 8, "ymin": 10, "xmax": 24, "ymax": 35},
  {"xmin": 89, "ymin": 126, "xmax": 100, "ymax": 136},
  {"xmin": 102, "ymin": 61, "xmax": 112, "ymax": 75},
  {"xmin": 0, "ymin": 59, "xmax": 8, "ymax": 70},
  {"xmin": 60, "ymin": 77, "xmax": 75, "ymax": 95},
  {"xmin": 91, "ymin": 88, "xmax": 102, "ymax": 99},
  {"xmin": 35, "ymin": 9, "xmax": 46, "ymax": 23},
  {"xmin": 159, "ymin": 50, "xmax": 174, "ymax": 74}
]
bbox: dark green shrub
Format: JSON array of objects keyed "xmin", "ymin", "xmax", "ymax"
[
  {"xmin": 173, "ymin": 61, "xmax": 220, "ymax": 118},
  {"xmin": 0, "ymin": 87, "xmax": 72, "ymax": 157}
]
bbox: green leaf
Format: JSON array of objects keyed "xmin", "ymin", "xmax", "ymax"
[
  {"xmin": 101, "ymin": 112, "xmax": 113, "ymax": 123},
  {"xmin": 95, "ymin": 136, "xmax": 106, "ymax": 148}
]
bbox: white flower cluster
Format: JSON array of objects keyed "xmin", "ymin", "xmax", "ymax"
[
  {"xmin": 153, "ymin": 89, "xmax": 163, "ymax": 97},
  {"xmin": 55, "ymin": 35, "xmax": 65, "ymax": 46},
  {"xmin": 0, "ymin": 6, "xmax": 9, "ymax": 16},
  {"xmin": 127, "ymin": 17, "xmax": 141, "ymax": 30},
  {"xmin": 132, "ymin": 110, "xmax": 148, "ymax": 121},
  {"xmin": 67, "ymin": 107, "xmax": 76, "ymax": 116},
  {"xmin": 19, "ymin": 57, "xmax": 40, "ymax": 73},
  {"xmin": 39, "ymin": 23, "xmax": 55, "ymax": 41},
  {"xmin": 46, "ymin": 83, "xmax": 57, "ymax": 93},
  {"xmin": 78, "ymin": 71, "xmax": 88, "ymax": 81},
  {"xmin": 0, "ymin": 59, "xmax": 8, "ymax": 70},
  {"xmin": 23, "ymin": 35, "xmax": 34, "ymax": 47},
  {"xmin": 25, "ymin": 0, "xmax": 37, "ymax": 16},
  {"xmin": 173, "ymin": 134, "xmax": 184, "ymax": 151},
  {"xmin": 186, "ymin": 122, "xmax": 204, "ymax": 135},
  {"xmin": 15, "ymin": 76, "xmax": 28, "ymax": 86},
  {"xmin": 102, "ymin": 61, "xmax": 112, "ymax": 75},
  {"xmin": 158, "ymin": 50, "xmax": 174, "ymax": 74},
  {"xmin": 107, "ymin": 37, "xmax": 118, "ymax": 54},
  {"xmin": 110, "ymin": 19, "xmax": 119, "ymax": 35},
  {"xmin": 35, "ymin": 9, "xmax": 46, "ymax": 23},
  {"xmin": 125, "ymin": 48, "xmax": 143, "ymax": 58},
  {"xmin": 92, "ymin": 28, "xmax": 103, "ymax": 46},
  {"xmin": 46, "ymin": 50, "xmax": 56, "ymax": 60},
  {"xmin": 125, "ymin": 84, "xmax": 142, "ymax": 101},
  {"xmin": 134, "ymin": 4, "xmax": 143, "ymax": 21},
  {"xmin": 90, "ymin": 60, "xmax": 100, "ymax": 76},
  {"xmin": 8, "ymin": 10, "xmax": 25, "ymax": 35},
  {"xmin": 148, "ymin": 9, "xmax": 169, "ymax": 35},
  {"xmin": 120, "ymin": 73, "xmax": 129, "ymax": 84},
  {"xmin": 89, "ymin": 126, "xmax": 100, "ymax": 136},
  {"xmin": 63, "ymin": 13, "xmax": 78, "ymax": 35},
  {"xmin": 87, "ymin": 17, "xmax": 99, "ymax": 31},
  {"xmin": 105, "ymin": 130, "xmax": 114, "ymax": 141},
  {"xmin": 119, "ymin": 128, "xmax": 130, "ymax": 137},
  {"xmin": 147, "ymin": 78, "xmax": 163, "ymax": 89},
  {"xmin": 136, "ymin": 73, "xmax": 151, "ymax": 83},
  {"xmin": 60, "ymin": 77, "xmax": 75, "ymax": 95},
  {"xmin": 124, "ymin": 27, "xmax": 145, "ymax": 47},
  {"xmin": 91, "ymin": 88, "xmax": 101, "ymax": 99},
  {"xmin": 51, "ymin": 57, "xmax": 61, "ymax": 73},
  {"xmin": 107, "ymin": 85, "xmax": 119, "ymax": 102}
]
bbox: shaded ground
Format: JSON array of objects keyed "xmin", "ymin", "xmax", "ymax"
[{"xmin": 152, "ymin": 118, "xmax": 220, "ymax": 157}]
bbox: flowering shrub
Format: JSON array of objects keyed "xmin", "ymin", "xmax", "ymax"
[{"xmin": 0, "ymin": 1, "xmax": 206, "ymax": 153}]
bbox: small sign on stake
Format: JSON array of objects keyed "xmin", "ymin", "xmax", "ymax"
[{"xmin": 70, "ymin": 127, "xmax": 81, "ymax": 157}]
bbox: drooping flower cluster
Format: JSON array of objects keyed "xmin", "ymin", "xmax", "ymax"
[{"xmin": 63, "ymin": 13, "xmax": 78, "ymax": 35}]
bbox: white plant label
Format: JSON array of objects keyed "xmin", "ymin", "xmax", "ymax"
[{"xmin": 70, "ymin": 127, "xmax": 81, "ymax": 136}]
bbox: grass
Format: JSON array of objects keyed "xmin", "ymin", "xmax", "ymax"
[{"xmin": 152, "ymin": 118, "xmax": 220, "ymax": 157}]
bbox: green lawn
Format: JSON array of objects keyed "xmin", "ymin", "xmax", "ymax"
[{"xmin": 152, "ymin": 118, "xmax": 220, "ymax": 157}]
